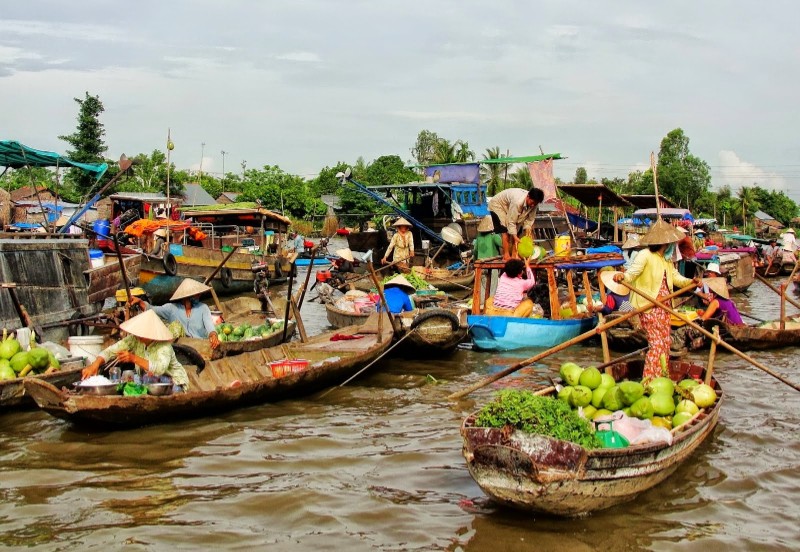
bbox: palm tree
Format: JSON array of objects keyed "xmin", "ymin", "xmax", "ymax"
[
  {"xmin": 432, "ymin": 139, "xmax": 457, "ymax": 164},
  {"xmin": 736, "ymin": 185, "xmax": 760, "ymax": 232},
  {"xmin": 481, "ymin": 146, "xmax": 505, "ymax": 195},
  {"xmin": 454, "ymin": 140, "xmax": 475, "ymax": 162},
  {"xmin": 510, "ymin": 165, "xmax": 532, "ymax": 188}
]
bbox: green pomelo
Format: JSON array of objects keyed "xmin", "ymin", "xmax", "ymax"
[
  {"xmin": 557, "ymin": 386, "xmax": 574, "ymax": 403},
  {"xmin": 646, "ymin": 377, "xmax": 675, "ymax": 397},
  {"xmin": 579, "ymin": 367, "xmax": 602, "ymax": 390},
  {"xmin": 598, "ymin": 373, "xmax": 616, "ymax": 389},
  {"xmin": 602, "ymin": 386, "xmax": 624, "ymax": 411},
  {"xmin": 675, "ymin": 399, "xmax": 699, "ymax": 415},
  {"xmin": 677, "ymin": 379, "xmax": 700, "ymax": 392},
  {"xmin": 559, "ymin": 362, "xmax": 583, "ymax": 386},
  {"xmin": 691, "ymin": 384, "xmax": 717, "ymax": 408},
  {"xmin": 630, "ymin": 397, "xmax": 654, "ymax": 419},
  {"xmin": 47, "ymin": 352, "xmax": 60, "ymax": 370},
  {"xmin": 650, "ymin": 393, "xmax": 676, "ymax": 416},
  {"xmin": 0, "ymin": 359, "xmax": 15, "ymax": 380},
  {"xmin": 9, "ymin": 352, "xmax": 30, "ymax": 373},
  {"xmin": 28, "ymin": 348, "xmax": 49, "ymax": 370},
  {"xmin": 0, "ymin": 338, "xmax": 21, "ymax": 360},
  {"xmin": 619, "ymin": 381, "xmax": 644, "ymax": 406},
  {"xmin": 517, "ymin": 236, "xmax": 534, "ymax": 259},
  {"xmin": 672, "ymin": 411, "xmax": 694, "ymax": 428},
  {"xmin": 591, "ymin": 386, "xmax": 608, "ymax": 408},
  {"xmin": 569, "ymin": 385, "xmax": 593, "ymax": 408},
  {"xmin": 582, "ymin": 405, "xmax": 598, "ymax": 420},
  {"xmin": 622, "ymin": 407, "xmax": 632, "ymax": 416}
]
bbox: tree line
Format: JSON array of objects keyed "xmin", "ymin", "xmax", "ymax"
[{"xmin": 3, "ymin": 93, "xmax": 797, "ymax": 233}]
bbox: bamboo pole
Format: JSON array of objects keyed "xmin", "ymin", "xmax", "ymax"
[
  {"xmin": 705, "ymin": 325, "xmax": 719, "ymax": 386},
  {"xmin": 780, "ymin": 283, "xmax": 786, "ymax": 330},
  {"xmin": 621, "ymin": 281, "xmax": 800, "ymax": 393},
  {"xmin": 598, "ymin": 313, "xmax": 611, "ymax": 364},
  {"xmin": 367, "ymin": 262, "xmax": 391, "ymax": 343},
  {"xmin": 296, "ymin": 247, "xmax": 317, "ymax": 310},
  {"xmin": 448, "ymin": 283, "xmax": 697, "ymax": 400},
  {"xmin": 755, "ymin": 272, "xmax": 800, "ymax": 311}
]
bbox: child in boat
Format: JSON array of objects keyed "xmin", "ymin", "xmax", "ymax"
[
  {"xmin": 598, "ymin": 270, "xmax": 634, "ymax": 314},
  {"xmin": 485, "ymin": 258, "xmax": 535, "ymax": 317},
  {"xmin": 473, "ymin": 216, "xmax": 502, "ymax": 260},
  {"xmin": 699, "ymin": 277, "xmax": 744, "ymax": 326},
  {"xmin": 379, "ymin": 274, "xmax": 416, "ymax": 314},
  {"xmin": 81, "ymin": 309, "xmax": 189, "ymax": 391}
]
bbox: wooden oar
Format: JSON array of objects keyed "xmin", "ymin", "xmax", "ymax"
[
  {"xmin": 621, "ymin": 281, "xmax": 800, "ymax": 393},
  {"xmin": 112, "ymin": 233, "xmax": 134, "ymax": 321},
  {"xmin": 447, "ymin": 283, "xmax": 697, "ymax": 400},
  {"xmin": 281, "ymin": 261, "xmax": 296, "ymax": 343},
  {"xmin": 296, "ymin": 247, "xmax": 317, "ymax": 310},
  {"xmin": 755, "ymin": 272, "xmax": 800, "ymax": 311},
  {"xmin": 341, "ymin": 257, "xmax": 415, "ymax": 288}
]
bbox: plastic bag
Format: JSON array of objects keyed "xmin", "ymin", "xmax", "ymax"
[
  {"xmin": 39, "ymin": 341, "xmax": 72, "ymax": 360},
  {"xmin": 597, "ymin": 412, "xmax": 673, "ymax": 447},
  {"xmin": 122, "ymin": 382, "xmax": 147, "ymax": 396}
]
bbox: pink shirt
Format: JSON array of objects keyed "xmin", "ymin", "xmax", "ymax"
[{"xmin": 493, "ymin": 267, "xmax": 535, "ymax": 309}]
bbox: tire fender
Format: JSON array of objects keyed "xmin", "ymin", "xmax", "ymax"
[
  {"xmin": 410, "ymin": 308, "xmax": 460, "ymax": 332},
  {"xmin": 162, "ymin": 252, "xmax": 178, "ymax": 276}
]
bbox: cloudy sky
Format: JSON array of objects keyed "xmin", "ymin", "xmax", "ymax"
[{"xmin": 2, "ymin": 1, "xmax": 799, "ymax": 202}]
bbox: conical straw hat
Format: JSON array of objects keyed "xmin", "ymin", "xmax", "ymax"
[
  {"xmin": 703, "ymin": 277, "xmax": 729, "ymax": 299},
  {"xmin": 120, "ymin": 309, "xmax": 175, "ymax": 341},
  {"xmin": 600, "ymin": 270, "xmax": 629, "ymax": 296},
  {"xmin": 336, "ymin": 248, "xmax": 355, "ymax": 262},
  {"xmin": 639, "ymin": 219, "xmax": 685, "ymax": 246},
  {"xmin": 384, "ymin": 274, "xmax": 415, "ymax": 292},
  {"xmin": 170, "ymin": 278, "xmax": 212, "ymax": 301},
  {"xmin": 621, "ymin": 234, "xmax": 641, "ymax": 250},
  {"xmin": 392, "ymin": 217, "xmax": 413, "ymax": 228},
  {"xmin": 477, "ymin": 215, "xmax": 494, "ymax": 232}
]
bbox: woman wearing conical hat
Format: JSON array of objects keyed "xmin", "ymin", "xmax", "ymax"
[
  {"xmin": 699, "ymin": 277, "xmax": 744, "ymax": 326},
  {"xmin": 613, "ymin": 219, "xmax": 701, "ymax": 379},
  {"xmin": 80, "ymin": 309, "xmax": 189, "ymax": 390},
  {"xmin": 130, "ymin": 278, "xmax": 220, "ymax": 350},
  {"xmin": 381, "ymin": 217, "xmax": 415, "ymax": 269},
  {"xmin": 380, "ymin": 274, "xmax": 416, "ymax": 314}
]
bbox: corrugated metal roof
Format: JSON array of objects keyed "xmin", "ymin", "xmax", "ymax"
[{"xmin": 182, "ymin": 183, "xmax": 217, "ymax": 206}]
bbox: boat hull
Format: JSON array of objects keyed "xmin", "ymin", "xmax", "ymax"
[
  {"xmin": 84, "ymin": 253, "xmax": 141, "ymax": 306},
  {"xmin": 0, "ymin": 358, "xmax": 85, "ymax": 411},
  {"xmin": 461, "ymin": 359, "xmax": 722, "ymax": 516},
  {"xmin": 468, "ymin": 315, "xmax": 597, "ymax": 351}
]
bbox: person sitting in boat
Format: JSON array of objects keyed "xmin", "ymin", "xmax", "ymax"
[
  {"xmin": 782, "ymin": 228, "xmax": 797, "ymax": 255},
  {"xmin": 382, "ymin": 217, "xmax": 415, "ymax": 269},
  {"xmin": 598, "ymin": 270, "xmax": 634, "ymax": 314},
  {"xmin": 379, "ymin": 274, "xmax": 416, "ymax": 314},
  {"xmin": 692, "ymin": 229, "xmax": 706, "ymax": 252},
  {"xmin": 288, "ymin": 231, "xmax": 304, "ymax": 253},
  {"xmin": 473, "ymin": 215, "xmax": 502, "ymax": 260},
  {"xmin": 333, "ymin": 248, "xmax": 356, "ymax": 274},
  {"xmin": 81, "ymin": 309, "xmax": 190, "ymax": 391},
  {"xmin": 488, "ymin": 187, "xmax": 544, "ymax": 260},
  {"xmin": 762, "ymin": 238, "xmax": 781, "ymax": 262},
  {"xmin": 485, "ymin": 258, "xmax": 535, "ymax": 317},
  {"xmin": 622, "ymin": 234, "xmax": 643, "ymax": 268},
  {"xmin": 129, "ymin": 278, "xmax": 220, "ymax": 349},
  {"xmin": 699, "ymin": 277, "xmax": 744, "ymax": 326}
]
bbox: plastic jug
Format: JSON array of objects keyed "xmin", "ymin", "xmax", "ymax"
[{"xmin": 593, "ymin": 414, "xmax": 630, "ymax": 449}]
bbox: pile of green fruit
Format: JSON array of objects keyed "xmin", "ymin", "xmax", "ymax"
[
  {"xmin": 0, "ymin": 330, "xmax": 60, "ymax": 381},
  {"xmin": 215, "ymin": 320, "xmax": 284, "ymax": 342},
  {"xmin": 557, "ymin": 361, "xmax": 718, "ymax": 431}
]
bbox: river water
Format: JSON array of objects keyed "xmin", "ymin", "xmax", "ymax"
[{"xmin": 1, "ymin": 269, "xmax": 798, "ymax": 551}]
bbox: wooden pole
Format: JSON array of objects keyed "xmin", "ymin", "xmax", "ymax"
[
  {"xmin": 281, "ymin": 262, "xmax": 296, "ymax": 343},
  {"xmin": 112, "ymin": 233, "xmax": 133, "ymax": 321},
  {"xmin": 621, "ymin": 281, "xmax": 800, "ymax": 393},
  {"xmin": 471, "ymin": 265, "xmax": 483, "ymax": 314},
  {"xmin": 780, "ymin": 283, "xmax": 786, "ymax": 330},
  {"xmin": 296, "ymin": 247, "xmax": 317, "ymax": 310},
  {"xmin": 705, "ymin": 325, "xmax": 719, "ymax": 386},
  {"xmin": 448, "ymin": 283, "xmax": 697, "ymax": 400},
  {"xmin": 203, "ymin": 247, "xmax": 239, "ymax": 285},
  {"xmin": 755, "ymin": 272, "xmax": 800, "ymax": 311},
  {"xmin": 367, "ymin": 261, "xmax": 391, "ymax": 343},
  {"xmin": 597, "ymin": 313, "xmax": 611, "ymax": 364},
  {"xmin": 290, "ymin": 297, "xmax": 307, "ymax": 342},
  {"xmin": 566, "ymin": 270, "xmax": 578, "ymax": 316}
]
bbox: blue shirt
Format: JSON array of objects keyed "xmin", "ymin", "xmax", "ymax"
[
  {"xmin": 380, "ymin": 286, "xmax": 414, "ymax": 314},
  {"xmin": 147, "ymin": 299, "xmax": 215, "ymax": 338}
]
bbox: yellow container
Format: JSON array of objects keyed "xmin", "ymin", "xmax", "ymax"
[{"xmin": 554, "ymin": 235, "xmax": 571, "ymax": 257}]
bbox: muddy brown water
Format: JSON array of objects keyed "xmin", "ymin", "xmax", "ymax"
[{"xmin": 1, "ymin": 272, "xmax": 798, "ymax": 550}]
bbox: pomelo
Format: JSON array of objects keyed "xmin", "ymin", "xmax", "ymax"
[
  {"xmin": 651, "ymin": 416, "xmax": 672, "ymax": 430},
  {"xmin": 557, "ymin": 386, "xmax": 574, "ymax": 403},
  {"xmin": 0, "ymin": 338, "xmax": 21, "ymax": 360},
  {"xmin": 675, "ymin": 399, "xmax": 699, "ymax": 416},
  {"xmin": 619, "ymin": 381, "xmax": 644, "ymax": 406},
  {"xmin": 559, "ymin": 362, "xmax": 583, "ymax": 386},
  {"xmin": 646, "ymin": 377, "xmax": 675, "ymax": 397},
  {"xmin": 602, "ymin": 386, "xmax": 624, "ymax": 411},
  {"xmin": 672, "ymin": 411, "xmax": 694, "ymax": 428},
  {"xmin": 598, "ymin": 373, "xmax": 616, "ymax": 389},
  {"xmin": 650, "ymin": 393, "xmax": 676, "ymax": 416},
  {"xmin": 630, "ymin": 396, "xmax": 654, "ymax": 419},
  {"xmin": 0, "ymin": 359, "xmax": 15, "ymax": 380},
  {"xmin": 691, "ymin": 384, "xmax": 717, "ymax": 408},
  {"xmin": 570, "ymin": 385, "xmax": 593, "ymax": 408},
  {"xmin": 677, "ymin": 378, "xmax": 700, "ymax": 392},
  {"xmin": 591, "ymin": 386, "xmax": 608, "ymax": 408},
  {"xmin": 579, "ymin": 367, "xmax": 602, "ymax": 390}
]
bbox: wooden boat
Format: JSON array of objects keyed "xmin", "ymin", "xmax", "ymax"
[
  {"xmin": 755, "ymin": 258, "xmax": 783, "ymax": 277},
  {"xmin": 695, "ymin": 251, "xmax": 755, "ymax": 293},
  {"xmin": 295, "ymin": 256, "xmax": 331, "ymax": 267},
  {"xmin": 345, "ymin": 229, "xmax": 389, "ymax": 255},
  {"xmin": 325, "ymin": 302, "xmax": 368, "ymax": 328},
  {"xmin": 23, "ymin": 314, "xmax": 395, "ymax": 428},
  {"xmin": 85, "ymin": 252, "xmax": 141, "ymax": 307},
  {"xmin": 468, "ymin": 314, "xmax": 597, "ymax": 351},
  {"xmin": 461, "ymin": 358, "xmax": 722, "ymax": 516},
  {"xmin": 705, "ymin": 318, "xmax": 800, "ymax": 351},
  {"xmin": 0, "ymin": 357, "xmax": 85, "ymax": 411},
  {"xmin": 350, "ymin": 267, "xmax": 475, "ymax": 293}
]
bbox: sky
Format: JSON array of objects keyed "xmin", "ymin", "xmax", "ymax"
[{"xmin": 2, "ymin": 1, "xmax": 799, "ymax": 204}]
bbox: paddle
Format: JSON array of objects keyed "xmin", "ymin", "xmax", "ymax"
[
  {"xmin": 755, "ymin": 272, "xmax": 800, "ymax": 312},
  {"xmin": 112, "ymin": 233, "xmax": 134, "ymax": 321},
  {"xmin": 447, "ymin": 283, "xmax": 697, "ymax": 400},
  {"xmin": 621, "ymin": 281, "xmax": 800, "ymax": 393}
]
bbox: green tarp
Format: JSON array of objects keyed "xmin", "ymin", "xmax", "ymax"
[{"xmin": 0, "ymin": 140, "xmax": 108, "ymax": 180}]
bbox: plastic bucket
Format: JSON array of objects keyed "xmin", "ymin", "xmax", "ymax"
[
  {"xmin": 68, "ymin": 335, "xmax": 105, "ymax": 362},
  {"xmin": 93, "ymin": 219, "xmax": 111, "ymax": 248},
  {"xmin": 554, "ymin": 235, "xmax": 571, "ymax": 257},
  {"xmin": 88, "ymin": 249, "xmax": 105, "ymax": 268}
]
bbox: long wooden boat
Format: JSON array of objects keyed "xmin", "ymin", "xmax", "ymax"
[
  {"xmin": 706, "ymin": 318, "xmax": 800, "ymax": 351},
  {"xmin": 0, "ymin": 357, "xmax": 85, "ymax": 411},
  {"xmin": 24, "ymin": 315, "xmax": 394, "ymax": 428},
  {"xmin": 325, "ymin": 302, "xmax": 368, "ymax": 328},
  {"xmin": 468, "ymin": 314, "xmax": 597, "ymax": 351},
  {"xmin": 696, "ymin": 250, "xmax": 755, "ymax": 293},
  {"xmin": 350, "ymin": 268, "xmax": 474, "ymax": 293},
  {"xmin": 461, "ymin": 358, "xmax": 722, "ymax": 516}
]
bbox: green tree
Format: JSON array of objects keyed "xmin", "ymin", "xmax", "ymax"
[
  {"xmin": 509, "ymin": 165, "xmax": 532, "ymax": 188},
  {"xmin": 574, "ymin": 167, "xmax": 588, "ymax": 184},
  {"xmin": 240, "ymin": 165, "xmax": 324, "ymax": 219},
  {"xmin": 1, "ymin": 167, "xmax": 56, "ymax": 192},
  {"xmin": 411, "ymin": 130, "xmax": 440, "ymax": 166},
  {"xmin": 59, "ymin": 92, "xmax": 108, "ymax": 198},
  {"xmin": 309, "ymin": 162, "xmax": 351, "ymax": 197},
  {"xmin": 432, "ymin": 139, "xmax": 457, "ymax": 164},
  {"xmin": 656, "ymin": 128, "xmax": 711, "ymax": 208},
  {"xmin": 454, "ymin": 140, "xmax": 475, "ymax": 163},
  {"xmin": 735, "ymin": 186, "xmax": 760, "ymax": 231},
  {"xmin": 750, "ymin": 185, "xmax": 799, "ymax": 225},
  {"xmin": 365, "ymin": 155, "xmax": 417, "ymax": 186},
  {"xmin": 481, "ymin": 147, "xmax": 506, "ymax": 196}
]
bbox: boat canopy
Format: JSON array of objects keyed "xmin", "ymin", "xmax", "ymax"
[
  {"xmin": 0, "ymin": 140, "xmax": 108, "ymax": 180},
  {"xmin": 632, "ymin": 208, "xmax": 693, "ymax": 220},
  {"xmin": 557, "ymin": 184, "xmax": 631, "ymax": 207}
]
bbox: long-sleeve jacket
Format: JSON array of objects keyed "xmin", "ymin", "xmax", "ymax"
[
  {"xmin": 488, "ymin": 188, "xmax": 538, "ymax": 237},
  {"xmin": 622, "ymin": 248, "xmax": 692, "ymax": 310}
]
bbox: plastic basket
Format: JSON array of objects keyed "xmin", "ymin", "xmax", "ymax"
[{"xmin": 270, "ymin": 359, "xmax": 309, "ymax": 378}]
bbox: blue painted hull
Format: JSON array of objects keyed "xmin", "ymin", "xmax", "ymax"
[
  {"xmin": 295, "ymin": 257, "xmax": 332, "ymax": 267},
  {"xmin": 468, "ymin": 315, "xmax": 597, "ymax": 351}
]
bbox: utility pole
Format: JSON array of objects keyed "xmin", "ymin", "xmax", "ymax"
[
  {"xmin": 199, "ymin": 142, "xmax": 206, "ymax": 185},
  {"xmin": 221, "ymin": 150, "xmax": 228, "ymax": 193},
  {"xmin": 241, "ymin": 159, "xmax": 246, "ymax": 180}
]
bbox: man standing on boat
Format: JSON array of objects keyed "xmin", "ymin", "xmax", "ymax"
[{"xmin": 488, "ymin": 187, "xmax": 544, "ymax": 260}]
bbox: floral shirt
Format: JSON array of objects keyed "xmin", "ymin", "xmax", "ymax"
[{"xmin": 100, "ymin": 336, "xmax": 189, "ymax": 388}]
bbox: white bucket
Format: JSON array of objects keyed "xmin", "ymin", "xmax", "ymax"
[
  {"xmin": 68, "ymin": 335, "xmax": 105, "ymax": 362},
  {"xmin": 421, "ymin": 239, "xmax": 430, "ymax": 250}
]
